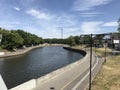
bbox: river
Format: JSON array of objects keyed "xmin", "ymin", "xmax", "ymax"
[{"xmin": 0, "ymin": 46, "xmax": 83, "ymax": 89}]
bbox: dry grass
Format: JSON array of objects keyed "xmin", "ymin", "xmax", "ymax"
[
  {"xmin": 91, "ymin": 53, "xmax": 120, "ymax": 90},
  {"xmin": 73, "ymin": 46, "xmax": 120, "ymax": 90},
  {"xmin": 72, "ymin": 45, "xmax": 87, "ymax": 50},
  {"xmin": 93, "ymin": 47, "xmax": 112, "ymax": 57}
]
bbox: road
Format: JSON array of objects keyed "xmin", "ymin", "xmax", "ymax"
[{"xmin": 33, "ymin": 52, "xmax": 103, "ymax": 90}]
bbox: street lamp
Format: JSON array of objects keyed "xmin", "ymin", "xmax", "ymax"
[
  {"xmin": 80, "ymin": 34, "xmax": 96, "ymax": 90},
  {"xmin": 103, "ymin": 34, "xmax": 110, "ymax": 62},
  {"xmin": 89, "ymin": 34, "xmax": 96, "ymax": 90},
  {"xmin": 104, "ymin": 39, "xmax": 107, "ymax": 62},
  {"xmin": 80, "ymin": 34, "xmax": 94, "ymax": 90},
  {"xmin": 80, "ymin": 35, "xmax": 84, "ymax": 50},
  {"xmin": 89, "ymin": 34, "xmax": 92, "ymax": 90}
]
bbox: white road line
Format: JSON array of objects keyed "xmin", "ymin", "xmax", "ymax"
[
  {"xmin": 37, "ymin": 53, "xmax": 89, "ymax": 86},
  {"xmin": 72, "ymin": 56, "xmax": 99, "ymax": 90}
]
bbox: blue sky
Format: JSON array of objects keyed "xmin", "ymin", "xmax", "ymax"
[{"xmin": 0, "ymin": 0, "xmax": 119, "ymax": 38}]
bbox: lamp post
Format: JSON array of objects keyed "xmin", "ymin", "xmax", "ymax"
[
  {"xmin": 80, "ymin": 34, "xmax": 96, "ymax": 90},
  {"xmin": 103, "ymin": 34, "xmax": 110, "ymax": 62},
  {"xmin": 80, "ymin": 35, "xmax": 84, "ymax": 50},
  {"xmin": 89, "ymin": 34, "xmax": 92, "ymax": 90},
  {"xmin": 105, "ymin": 39, "xmax": 107, "ymax": 62}
]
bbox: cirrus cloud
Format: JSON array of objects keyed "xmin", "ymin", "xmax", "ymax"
[
  {"xmin": 72, "ymin": 0, "xmax": 113, "ymax": 11},
  {"xmin": 103, "ymin": 21, "xmax": 118, "ymax": 26}
]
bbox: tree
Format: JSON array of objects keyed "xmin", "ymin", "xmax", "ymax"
[
  {"xmin": 16, "ymin": 30, "xmax": 43, "ymax": 46},
  {"xmin": 67, "ymin": 36, "xmax": 76, "ymax": 46},
  {"xmin": 0, "ymin": 31, "xmax": 23, "ymax": 50},
  {"xmin": 74, "ymin": 36, "xmax": 80, "ymax": 45},
  {"xmin": 83, "ymin": 35, "xmax": 91, "ymax": 44},
  {"xmin": 0, "ymin": 28, "xmax": 43, "ymax": 50}
]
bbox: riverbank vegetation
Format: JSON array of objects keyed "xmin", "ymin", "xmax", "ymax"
[
  {"xmin": 0, "ymin": 28, "xmax": 43, "ymax": 50},
  {"xmin": 0, "ymin": 27, "xmax": 81, "ymax": 51}
]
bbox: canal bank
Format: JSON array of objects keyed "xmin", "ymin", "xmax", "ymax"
[
  {"xmin": 0, "ymin": 45, "xmax": 84, "ymax": 89},
  {"xmin": 0, "ymin": 44, "xmax": 45, "ymax": 58},
  {"xmin": 0, "ymin": 44, "xmax": 67, "ymax": 58},
  {"xmin": 63, "ymin": 47, "xmax": 86, "ymax": 56},
  {"xmin": 9, "ymin": 47, "xmax": 87, "ymax": 90},
  {"xmin": 32, "ymin": 51, "xmax": 102, "ymax": 90}
]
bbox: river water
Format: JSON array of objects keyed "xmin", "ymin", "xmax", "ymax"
[{"xmin": 0, "ymin": 46, "xmax": 83, "ymax": 89}]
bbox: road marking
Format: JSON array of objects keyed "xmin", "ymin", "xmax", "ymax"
[
  {"xmin": 37, "ymin": 53, "xmax": 89, "ymax": 86},
  {"xmin": 60, "ymin": 65, "xmax": 90, "ymax": 90},
  {"xmin": 72, "ymin": 56, "xmax": 99, "ymax": 90},
  {"xmin": 60, "ymin": 55, "xmax": 97, "ymax": 90}
]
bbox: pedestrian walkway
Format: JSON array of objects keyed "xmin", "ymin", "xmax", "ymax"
[{"xmin": 32, "ymin": 52, "xmax": 101, "ymax": 90}]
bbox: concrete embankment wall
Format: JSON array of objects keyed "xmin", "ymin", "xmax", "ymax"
[
  {"xmin": 0, "ymin": 44, "xmax": 45, "ymax": 58},
  {"xmin": 9, "ymin": 47, "xmax": 87, "ymax": 90},
  {"xmin": 0, "ymin": 44, "xmax": 68, "ymax": 58},
  {"xmin": 63, "ymin": 47, "xmax": 86, "ymax": 56},
  {"xmin": 9, "ymin": 79, "xmax": 36, "ymax": 90}
]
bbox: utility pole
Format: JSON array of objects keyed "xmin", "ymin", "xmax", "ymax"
[
  {"xmin": 57, "ymin": 27, "xmax": 63, "ymax": 39},
  {"xmin": 61, "ymin": 28, "xmax": 63, "ymax": 39}
]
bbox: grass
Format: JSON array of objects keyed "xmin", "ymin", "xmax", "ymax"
[
  {"xmin": 91, "ymin": 48, "xmax": 120, "ymax": 90},
  {"xmin": 72, "ymin": 44, "xmax": 87, "ymax": 50},
  {"xmin": 0, "ymin": 46, "xmax": 9, "ymax": 54},
  {"xmin": 73, "ymin": 46, "xmax": 120, "ymax": 90},
  {"xmin": 93, "ymin": 47, "xmax": 112, "ymax": 57}
]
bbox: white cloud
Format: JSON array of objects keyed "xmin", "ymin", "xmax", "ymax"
[
  {"xmin": 103, "ymin": 21, "xmax": 118, "ymax": 26},
  {"xmin": 81, "ymin": 21, "xmax": 103, "ymax": 34},
  {"xmin": 55, "ymin": 14, "xmax": 78, "ymax": 28},
  {"xmin": 72, "ymin": 0, "xmax": 113, "ymax": 11},
  {"xmin": 25, "ymin": 11, "xmax": 80, "ymax": 38},
  {"xmin": 26, "ymin": 9, "xmax": 106, "ymax": 38},
  {"xmin": 14, "ymin": 7, "xmax": 20, "ymax": 11},
  {"xmin": 26, "ymin": 9, "xmax": 51, "ymax": 20},
  {"xmin": 80, "ymin": 12, "xmax": 100, "ymax": 17}
]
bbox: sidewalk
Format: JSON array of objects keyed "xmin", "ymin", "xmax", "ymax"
[{"xmin": 32, "ymin": 52, "xmax": 97, "ymax": 90}]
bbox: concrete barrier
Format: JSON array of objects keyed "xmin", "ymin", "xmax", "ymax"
[
  {"xmin": 63, "ymin": 47, "xmax": 86, "ymax": 56},
  {"xmin": 0, "ymin": 74, "xmax": 8, "ymax": 90},
  {"xmin": 9, "ymin": 79, "xmax": 36, "ymax": 90},
  {"xmin": 0, "ymin": 52, "xmax": 5, "ymax": 55}
]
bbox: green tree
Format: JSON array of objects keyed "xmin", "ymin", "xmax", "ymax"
[
  {"xmin": 16, "ymin": 30, "xmax": 43, "ymax": 46},
  {"xmin": 74, "ymin": 36, "xmax": 80, "ymax": 45},
  {"xmin": 83, "ymin": 35, "xmax": 91, "ymax": 44},
  {"xmin": 0, "ymin": 28, "xmax": 43, "ymax": 50},
  {"xmin": 67, "ymin": 36, "xmax": 76, "ymax": 46},
  {"xmin": 0, "ymin": 30, "xmax": 23, "ymax": 50}
]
